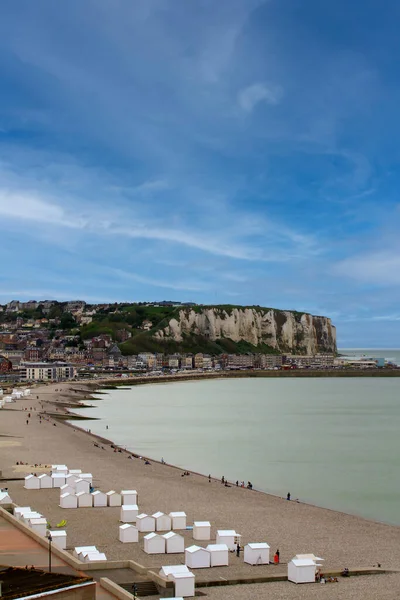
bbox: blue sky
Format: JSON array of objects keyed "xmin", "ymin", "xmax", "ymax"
[{"xmin": 1, "ymin": 0, "xmax": 400, "ymax": 347}]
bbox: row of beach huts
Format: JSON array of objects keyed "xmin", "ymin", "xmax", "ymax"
[{"xmin": 17, "ymin": 463, "xmax": 325, "ymax": 596}]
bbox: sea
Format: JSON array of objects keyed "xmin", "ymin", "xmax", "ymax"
[{"xmin": 71, "ymin": 349, "xmax": 400, "ymax": 526}]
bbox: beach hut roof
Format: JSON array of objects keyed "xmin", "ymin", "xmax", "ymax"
[
  {"xmin": 186, "ymin": 545, "xmax": 207, "ymax": 554},
  {"xmin": 106, "ymin": 490, "xmax": 119, "ymax": 496},
  {"xmin": 247, "ymin": 543, "xmax": 270, "ymax": 550},
  {"xmin": 122, "ymin": 503, "xmax": 139, "ymax": 510},
  {"xmin": 296, "ymin": 553, "xmax": 324, "ymax": 561},
  {"xmin": 144, "ymin": 532, "xmax": 158, "ymax": 541},
  {"xmin": 194, "ymin": 521, "xmax": 211, "ymax": 527},
  {"xmin": 153, "ymin": 511, "xmax": 165, "ymax": 518},
  {"xmin": 291, "ymin": 558, "xmax": 316, "ymax": 567},
  {"xmin": 76, "ymin": 491, "xmax": 90, "ymax": 497},
  {"xmin": 217, "ymin": 529, "xmax": 237, "ymax": 536},
  {"xmin": 49, "ymin": 530, "xmax": 66, "ymax": 537},
  {"xmin": 173, "ymin": 573, "xmax": 195, "ymax": 580},
  {"xmin": 75, "ymin": 545, "xmax": 97, "ymax": 554},
  {"xmin": 169, "ymin": 511, "xmax": 187, "ymax": 517},
  {"xmin": 207, "ymin": 544, "xmax": 228, "ymax": 552},
  {"xmin": 163, "ymin": 531, "xmax": 179, "ymax": 540},
  {"xmin": 160, "ymin": 565, "xmax": 190, "ymax": 577},
  {"xmin": 136, "ymin": 513, "xmax": 148, "ymax": 520},
  {"xmin": 120, "ymin": 524, "xmax": 133, "ymax": 531},
  {"xmin": 121, "ymin": 489, "xmax": 137, "ymax": 494}
]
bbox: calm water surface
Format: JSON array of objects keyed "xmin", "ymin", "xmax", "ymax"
[{"xmin": 72, "ymin": 377, "xmax": 400, "ymax": 525}]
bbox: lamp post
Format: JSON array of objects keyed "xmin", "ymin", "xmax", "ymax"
[{"xmin": 47, "ymin": 532, "xmax": 52, "ymax": 573}]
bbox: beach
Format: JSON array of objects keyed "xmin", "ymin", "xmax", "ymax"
[{"xmin": 1, "ymin": 381, "xmax": 400, "ymax": 599}]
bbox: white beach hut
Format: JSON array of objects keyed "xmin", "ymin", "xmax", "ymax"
[
  {"xmin": 51, "ymin": 473, "xmax": 66, "ymax": 488},
  {"xmin": 13, "ymin": 506, "xmax": 32, "ymax": 519},
  {"xmin": 121, "ymin": 490, "xmax": 138, "ymax": 505},
  {"xmin": 75, "ymin": 478, "xmax": 90, "ymax": 494},
  {"xmin": 4, "ymin": 396, "xmax": 13, "ymax": 403},
  {"xmin": 84, "ymin": 551, "xmax": 107, "ymax": 562},
  {"xmin": 65, "ymin": 473, "xmax": 78, "ymax": 488},
  {"xmin": 68, "ymin": 469, "xmax": 82, "ymax": 476},
  {"xmin": 169, "ymin": 512, "xmax": 187, "ymax": 530},
  {"xmin": 49, "ymin": 530, "xmax": 67, "ymax": 550},
  {"xmin": 60, "ymin": 484, "xmax": 75, "ymax": 496},
  {"xmin": 76, "ymin": 491, "xmax": 93, "ymax": 508},
  {"xmin": 172, "ymin": 572, "xmax": 195, "ymax": 598},
  {"xmin": 91, "ymin": 490, "xmax": 107, "ymax": 507},
  {"xmin": 74, "ymin": 546, "xmax": 98, "ymax": 559},
  {"xmin": 295, "ymin": 554, "xmax": 324, "ymax": 562},
  {"xmin": 216, "ymin": 530, "xmax": 240, "ymax": 551},
  {"xmin": 159, "ymin": 565, "xmax": 190, "ymax": 578},
  {"xmin": 185, "ymin": 545, "xmax": 210, "ymax": 569},
  {"xmin": 120, "ymin": 504, "xmax": 139, "ymax": 523},
  {"xmin": 244, "ymin": 543, "xmax": 270, "ymax": 565},
  {"xmin": 80, "ymin": 473, "xmax": 93, "ymax": 485},
  {"xmin": 163, "ymin": 531, "xmax": 185, "ymax": 554},
  {"xmin": 136, "ymin": 513, "xmax": 155, "ymax": 532},
  {"xmin": 153, "ymin": 511, "xmax": 172, "ymax": 532},
  {"xmin": 106, "ymin": 490, "xmax": 121, "ymax": 506},
  {"xmin": 38, "ymin": 474, "xmax": 53, "ymax": 489},
  {"xmin": 119, "ymin": 524, "xmax": 139, "ymax": 543},
  {"xmin": 0, "ymin": 491, "xmax": 12, "ymax": 504},
  {"xmin": 22, "ymin": 512, "xmax": 43, "ymax": 524},
  {"xmin": 144, "ymin": 532, "xmax": 166, "ymax": 554},
  {"xmin": 29, "ymin": 518, "xmax": 47, "ymax": 537},
  {"xmin": 24, "ymin": 475, "xmax": 40, "ymax": 490},
  {"xmin": 193, "ymin": 521, "xmax": 211, "ymax": 541},
  {"xmin": 51, "ymin": 465, "xmax": 68, "ymax": 475},
  {"xmin": 207, "ymin": 544, "xmax": 229, "ymax": 567},
  {"xmin": 60, "ymin": 492, "xmax": 78, "ymax": 509},
  {"xmin": 288, "ymin": 557, "xmax": 318, "ymax": 584}
]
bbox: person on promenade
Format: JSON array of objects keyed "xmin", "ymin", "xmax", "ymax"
[
  {"xmin": 274, "ymin": 549, "xmax": 280, "ymax": 564},
  {"xmin": 221, "ymin": 475, "xmax": 225, "ymax": 484},
  {"xmin": 287, "ymin": 492, "xmax": 291, "ymax": 501}
]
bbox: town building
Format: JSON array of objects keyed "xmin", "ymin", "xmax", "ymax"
[{"xmin": 20, "ymin": 361, "xmax": 75, "ymax": 381}]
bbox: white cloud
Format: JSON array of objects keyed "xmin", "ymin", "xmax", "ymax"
[
  {"xmin": 238, "ymin": 82, "xmax": 283, "ymax": 113},
  {"xmin": 334, "ymin": 252, "xmax": 400, "ymax": 286}
]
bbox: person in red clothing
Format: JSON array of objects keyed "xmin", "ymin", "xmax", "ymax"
[{"xmin": 274, "ymin": 549, "xmax": 280, "ymax": 564}]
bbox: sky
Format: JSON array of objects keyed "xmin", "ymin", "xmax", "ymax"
[{"xmin": 1, "ymin": 0, "xmax": 400, "ymax": 347}]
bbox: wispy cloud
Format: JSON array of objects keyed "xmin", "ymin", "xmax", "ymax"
[{"xmin": 238, "ymin": 82, "xmax": 283, "ymax": 112}]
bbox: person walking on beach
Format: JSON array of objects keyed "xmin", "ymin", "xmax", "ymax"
[
  {"xmin": 287, "ymin": 492, "xmax": 291, "ymax": 501},
  {"xmin": 236, "ymin": 542, "xmax": 241, "ymax": 557},
  {"xmin": 274, "ymin": 549, "xmax": 280, "ymax": 564}
]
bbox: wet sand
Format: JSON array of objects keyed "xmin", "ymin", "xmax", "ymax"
[{"xmin": 1, "ymin": 381, "xmax": 400, "ymax": 599}]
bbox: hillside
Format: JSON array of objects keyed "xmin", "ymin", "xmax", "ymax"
[{"xmin": 0, "ymin": 302, "xmax": 337, "ymax": 356}]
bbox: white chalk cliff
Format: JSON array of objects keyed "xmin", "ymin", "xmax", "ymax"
[{"xmin": 154, "ymin": 307, "xmax": 336, "ymax": 354}]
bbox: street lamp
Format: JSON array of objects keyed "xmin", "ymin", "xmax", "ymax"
[{"xmin": 47, "ymin": 532, "xmax": 52, "ymax": 573}]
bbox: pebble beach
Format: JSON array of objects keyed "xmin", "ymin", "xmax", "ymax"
[{"xmin": 1, "ymin": 381, "xmax": 400, "ymax": 599}]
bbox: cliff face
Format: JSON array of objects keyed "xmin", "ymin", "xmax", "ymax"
[{"xmin": 154, "ymin": 307, "xmax": 336, "ymax": 354}]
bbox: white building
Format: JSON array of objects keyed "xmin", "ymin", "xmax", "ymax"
[
  {"xmin": 216, "ymin": 530, "xmax": 240, "ymax": 551},
  {"xmin": 193, "ymin": 521, "xmax": 211, "ymax": 541},
  {"xmin": 19, "ymin": 362, "xmax": 75, "ymax": 381},
  {"xmin": 169, "ymin": 511, "xmax": 187, "ymax": 530},
  {"xmin": 163, "ymin": 531, "xmax": 185, "ymax": 554},
  {"xmin": 144, "ymin": 532, "xmax": 166, "ymax": 554},
  {"xmin": 244, "ymin": 543, "xmax": 270, "ymax": 565},
  {"xmin": 153, "ymin": 511, "xmax": 172, "ymax": 531},
  {"xmin": 206, "ymin": 544, "xmax": 229, "ymax": 566},
  {"xmin": 185, "ymin": 545, "xmax": 210, "ymax": 569},
  {"xmin": 136, "ymin": 513, "xmax": 155, "ymax": 532},
  {"xmin": 119, "ymin": 524, "xmax": 139, "ymax": 543},
  {"xmin": 288, "ymin": 557, "xmax": 318, "ymax": 584}
]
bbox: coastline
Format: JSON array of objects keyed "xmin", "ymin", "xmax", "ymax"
[
  {"xmin": 65, "ymin": 381, "xmax": 400, "ymax": 529},
  {"xmin": 2, "ymin": 380, "xmax": 400, "ymax": 600}
]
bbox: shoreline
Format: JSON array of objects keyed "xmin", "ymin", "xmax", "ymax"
[
  {"xmin": 62, "ymin": 381, "xmax": 400, "ymax": 529},
  {"xmin": 3, "ymin": 380, "xmax": 400, "ymax": 599}
]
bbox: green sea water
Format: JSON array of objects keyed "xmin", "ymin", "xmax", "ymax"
[{"xmin": 72, "ymin": 376, "xmax": 400, "ymax": 526}]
